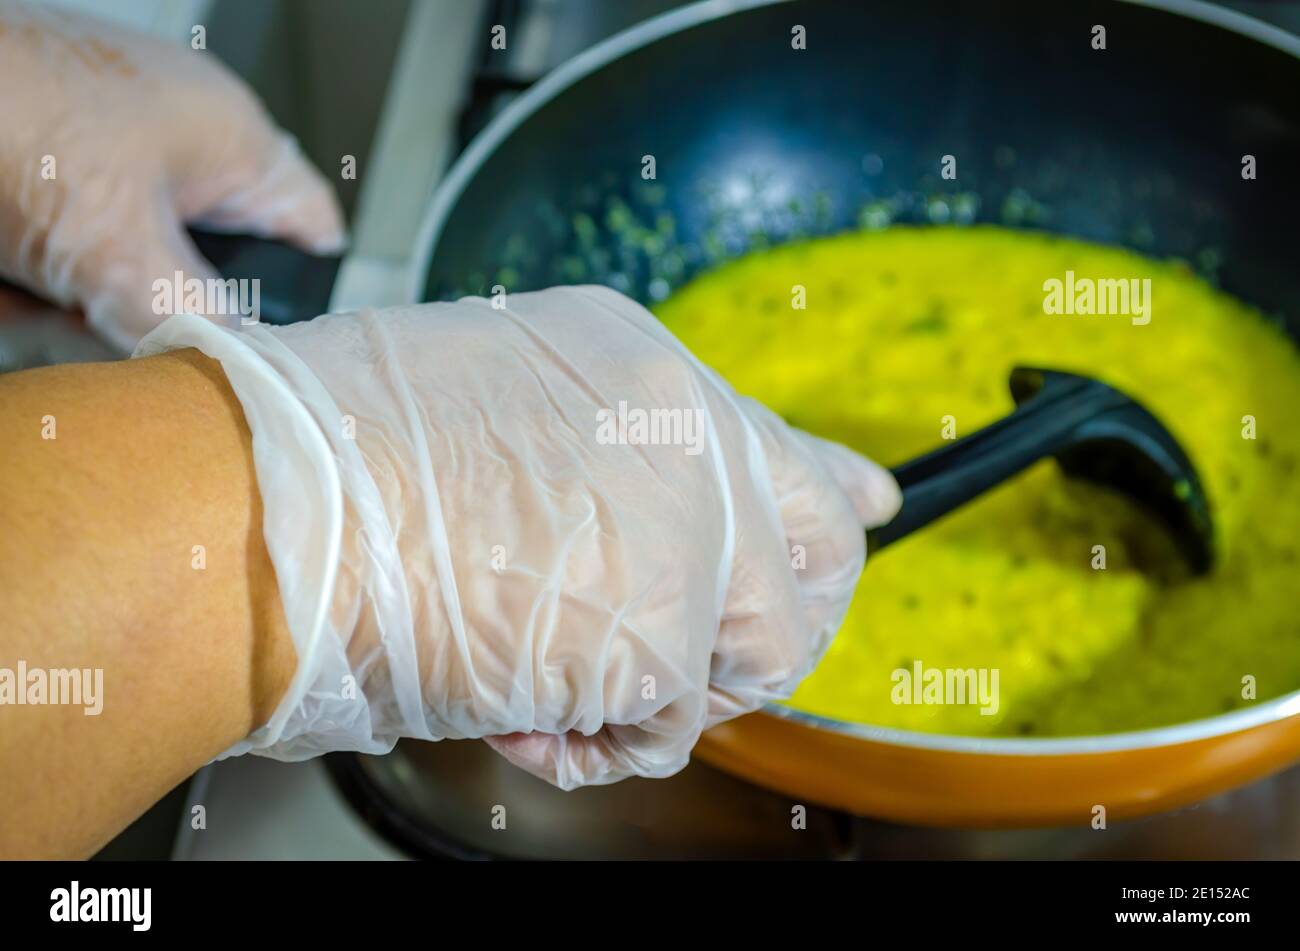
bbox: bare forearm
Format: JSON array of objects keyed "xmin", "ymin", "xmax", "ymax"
[{"xmin": 0, "ymin": 349, "xmax": 295, "ymax": 858}]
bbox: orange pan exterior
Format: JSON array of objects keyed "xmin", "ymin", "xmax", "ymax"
[{"xmin": 694, "ymin": 706, "xmax": 1300, "ymax": 827}]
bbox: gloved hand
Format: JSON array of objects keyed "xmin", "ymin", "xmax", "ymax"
[
  {"xmin": 136, "ymin": 286, "xmax": 902, "ymax": 788},
  {"xmin": 0, "ymin": 1, "xmax": 344, "ymax": 354}
]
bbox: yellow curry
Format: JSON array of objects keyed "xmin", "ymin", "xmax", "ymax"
[{"xmin": 655, "ymin": 226, "xmax": 1300, "ymax": 737}]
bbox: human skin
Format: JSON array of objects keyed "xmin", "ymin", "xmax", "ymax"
[{"xmin": 0, "ymin": 348, "xmax": 297, "ymax": 859}]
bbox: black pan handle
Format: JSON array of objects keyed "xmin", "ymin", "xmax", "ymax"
[
  {"xmin": 0, "ymin": 229, "xmax": 341, "ymax": 327},
  {"xmin": 867, "ymin": 367, "xmax": 1129, "ymax": 552},
  {"xmin": 187, "ymin": 227, "xmax": 342, "ymax": 325}
]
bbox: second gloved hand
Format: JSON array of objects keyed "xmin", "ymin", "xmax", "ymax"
[
  {"xmin": 136, "ymin": 287, "xmax": 901, "ymax": 789},
  {"xmin": 0, "ymin": 1, "xmax": 345, "ymax": 353}
]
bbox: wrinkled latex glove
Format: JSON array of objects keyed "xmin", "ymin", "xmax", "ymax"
[
  {"xmin": 135, "ymin": 287, "xmax": 902, "ymax": 789},
  {"xmin": 0, "ymin": 1, "xmax": 345, "ymax": 354}
]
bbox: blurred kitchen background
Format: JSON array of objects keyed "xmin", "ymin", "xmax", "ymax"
[{"xmin": 6, "ymin": 0, "xmax": 1299, "ymax": 859}]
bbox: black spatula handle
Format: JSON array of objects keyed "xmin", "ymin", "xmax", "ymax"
[{"xmin": 867, "ymin": 367, "xmax": 1127, "ymax": 551}]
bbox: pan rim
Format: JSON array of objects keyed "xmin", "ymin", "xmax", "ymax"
[
  {"xmin": 412, "ymin": 0, "xmax": 1300, "ymax": 756},
  {"xmin": 760, "ymin": 691, "xmax": 1300, "ymax": 755}
]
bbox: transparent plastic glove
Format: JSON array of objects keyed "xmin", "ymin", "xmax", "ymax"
[
  {"xmin": 0, "ymin": 1, "xmax": 345, "ymax": 354},
  {"xmin": 135, "ymin": 286, "xmax": 902, "ymax": 789}
]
